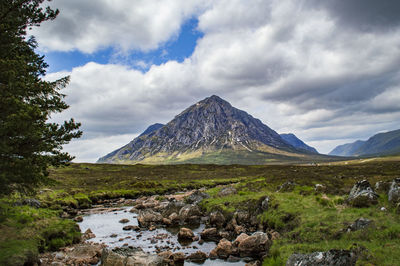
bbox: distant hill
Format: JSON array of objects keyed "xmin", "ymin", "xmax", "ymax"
[
  {"xmin": 329, "ymin": 140, "xmax": 366, "ymax": 156},
  {"xmin": 329, "ymin": 129, "xmax": 400, "ymax": 157},
  {"xmin": 98, "ymin": 95, "xmax": 332, "ymax": 164},
  {"xmin": 280, "ymin": 133, "xmax": 318, "ymax": 154}
]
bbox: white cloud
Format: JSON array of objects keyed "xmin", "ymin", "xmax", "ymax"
[
  {"xmin": 42, "ymin": 0, "xmax": 400, "ymax": 161},
  {"xmin": 31, "ymin": 0, "xmax": 209, "ymax": 53}
]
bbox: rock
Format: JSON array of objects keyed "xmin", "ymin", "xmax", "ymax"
[
  {"xmin": 82, "ymin": 228, "xmax": 96, "ymax": 241},
  {"xmin": 388, "ymin": 178, "xmax": 400, "ymax": 204},
  {"xmin": 277, "ymin": 181, "xmax": 296, "ymax": 192},
  {"xmin": 218, "ymin": 186, "xmax": 237, "ymax": 197},
  {"xmin": 186, "ymin": 251, "xmax": 208, "ymax": 262},
  {"xmin": 238, "ymin": 232, "xmax": 271, "ymax": 258},
  {"xmin": 162, "ymin": 218, "xmax": 172, "ymax": 226},
  {"xmin": 186, "ymin": 190, "xmax": 210, "ymax": 204},
  {"xmin": 347, "ymin": 218, "xmax": 372, "ymax": 232},
  {"xmin": 347, "ymin": 180, "xmax": 378, "ymax": 207},
  {"xmin": 228, "ymin": 255, "xmax": 241, "ymax": 262},
  {"xmin": 101, "ymin": 247, "xmax": 165, "ymax": 266},
  {"xmin": 171, "ymin": 252, "xmax": 185, "ymax": 263},
  {"xmin": 233, "ymin": 233, "xmax": 249, "ymax": 246},
  {"xmin": 177, "ymin": 227, "xmax": 195, "ymax": 241},
  {"xmin": 168, "ymin": 212, "xmax": 180, "ymax": 225},
  {"xmin": 138, "ymin": 209, "xmax": 163, "ymax": 227},
  {"xmin": 269, "ymin": 230, "xmax": 280, "ymax": 241},
  {"xmin": 123, "ymin": 225, "xmax": 140, "ymax": 231},
  {"xmin": 315, "ymin": 184, "xmax": 326, "ymax": 193},
  {"xmin": 210, "ymin": 211, "xmax": 226, "ymax": 228},
  {"xmin": 212, "ymin": 238, "xmax": 233, "ymax": 259},
  {"xmin": 157, "ymin": 251, "xmax": 172, "ymax": 263},
  {"xmin": 119, "ymin": 218, "xmax": 129, "ymax": 224},
  {"xmin": 219, "ymin": 231, "xmax": 231, "ymax": 239},
  {"xmin": 245, "ymin": 261, "xmax": 261, "ymax": 266},
  {"xmin": 14, "ymin": 198, "xmax": 41, "ymax": 208},
  {"xmin": 200, "ymin": 227, "xmax": 220, "ymax": 241},
  {"xmin": 286, "ymin": 249, "xmax": 357, "ymax": 266},
  {"xmin": 374, "ymin": 181, "xmax": 392, "ymax": 193},
  {"xmin": 260, "ymin": 196, "xmax": 270, "ymax": 211},
  {"xmin": 74, "ymin": 216, "xmax": 83, "ymax": 222},
  {"xmin": 234, "ymin": 225, "xmax": 246, "ymax": 235},
  {"xmin": 234, "ymin": 211, "xmax": 250, "ymax": 226},
  {"xmin": 178, "ymin": 204, "xmax": 202, "ymax": 223},
  {"xmin": 162, "ymin": 200, "xmax": 185, "ymax": 217}
]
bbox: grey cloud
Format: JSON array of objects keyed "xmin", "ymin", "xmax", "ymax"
[{"xmin": 311, "ymin": 0, "xmax": 400, "ymax": 32}]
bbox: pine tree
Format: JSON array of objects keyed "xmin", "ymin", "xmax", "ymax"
[{"xmin": 0, "ymin": 0, "xmax": 82, "ymax": 195}]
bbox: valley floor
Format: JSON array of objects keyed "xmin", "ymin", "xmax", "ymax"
[{"xmin": 0, "ymin": 157, "xmax": 399, "ymax": 265}]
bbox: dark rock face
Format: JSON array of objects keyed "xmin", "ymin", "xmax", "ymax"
[
  {"xmin": 286, "ymin": 249, "xmax": 357, "ymax": 266},
  {"xmin": 388, "ymin": 178, "xmax": 400, "ymax": 204},
  {"xmin": 161, "ymin": 200, "xmax": 185, "ymax": 217},
  {"xmin": 200, "ymin": 228, "xmax": 220, "ymax": 241},
  {"xmin": 98, "ymin": 95, "xmax": 299, "ymax": 163},
  {"xmin": 374, "ymin": 181, "xmax": 392, "ymax": 193},
  {"xmin": 347, "ymin": 180, "xmax": 378, "ymax": 207},
  {"xmin": 217, "ymin": 186, "xmax": 237, "ymax": 197},
  {"xmin": 178, "ymin": 204, "xmax": 202, "ymax": 224}
]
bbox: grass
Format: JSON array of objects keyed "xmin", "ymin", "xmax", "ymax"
[
  {"xmin": 0, "ymin": 157, "xmax": 399, "ymax": 265},
  {"xmin": 0, "ymin": 200, "xmax": 80, "ymax": 265}
]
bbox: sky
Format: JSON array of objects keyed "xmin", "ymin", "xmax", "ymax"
[{"xmin": 31, "ymin": 0, "xmax": 400, "ymax": 162}]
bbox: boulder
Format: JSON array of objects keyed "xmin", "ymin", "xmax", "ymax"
[
  {"xmin": 218, "ymin": 186, "xmax": 237, "ymax": 197},
  {"xmin": 233, "ymin": 233, "xmax": 249, "ymax": 247},
  {"xmin": 210, "ymin": 211, "xmax": 226, "ymax": 228},
  {"xmin": 347, "ymin": 218, "xmax": 372, "ymax": 232},
  {"xmin": 347, "ymin": 180, "xmax": 378, "ymax": 207},
  {"xmin": 286, "ymin": 249, "xmax": 357, "ymax": 266},
  {"xmin": 388, "ymin": 178, "xmax": 400, "ymax": 204},
  {"xmin": 74, "ymin": 216, "xmax": 83, "ymax": 222},
  {"xmin": 168, "ymin": 212, "xmax": 180, "ymax": 225},
  {"xmin": 101, "ymin": 247, "xmax": 165, "ymax": 266},
  {"xmin": 14, "ymin": 198, "xmax": 41, "ymax": 208},
  {"xmin": 238, "ymin": 232, "xmax": 271, "ymax": 258},
  {"xmin": 137, "ymin": 210, "xmax": 163, "ymax": 227},
  {"xmin": 211, "ymin": 238, "xmax": 233, "ymax": 259},
  {"xmin": 234, "ymin": 211, "xmax": 250, "ymax": 226},
  {"xmin": 178, "ymin": 204, "xmax": 202, "ymax": 223},
  {"xmin": 161, "ymin": 200, "xmax": 185, "ymax": 217},
  {"xmin": 82, "ymin": 228, "xmax": 96, "ymax": 241},
  {"xmin": 200, "ymin": 227, "xmax": 220, "ymax": 241},
  {"xmin": 122, "ymin": 225, "xmax": 140, "ymax": 231},
  {"xmin": 186, "ymin": 190, "xmax": 210, "ymax": 204},
  {"xmin": 177, "ymin": 227, "xmax": 195, "ymax": 241},
  {"xmin": 186, "ymin": 251, "xmax": 208, "ymax": 263}
]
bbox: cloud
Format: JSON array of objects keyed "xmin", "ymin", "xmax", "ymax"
[
  {"xmin": 31, "ymin": 0, "xmax": 208, "ymax": 53},
  {"xmin": 42, "ymin": 0, "xmax": 400, "ymax": 161}
]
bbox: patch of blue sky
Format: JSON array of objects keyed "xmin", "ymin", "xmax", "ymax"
[{"xmin": 43, "ymin": 18, "xmax": 202, "ymax": 74}]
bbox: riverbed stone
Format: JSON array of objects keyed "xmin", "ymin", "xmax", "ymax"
[
  {"xmin": 101, "ymin": 247, "xmax": 165, "ymax": 266},
  {"xmin": 348, "ymin": 180, "xmax": 378, "ymax": 207},
  {"xmin": 177, "ymin": 227, "xmax": 195, "ymax": 241},
  {"xmin": 186, "ymin": 251, "xmax": 208, "ymax": 263},
  {"xmin": 178, "ymin": 204, "xmax": 202, "ymax": 223},
  {"xmin": 233, "ymin": 233, "xmax": 249, "ymax": 246},
  {"xmin": 186, "ymin": 190, "xmax": 210, "ymax": 204},
  {"xmin": 200, "ymin": 227, "xmax": 220, "ymax": 241},
  {"xmin": 119, "ymin": 218, "xmax": 129, "ymax": 224},
  {"xmin": 210, "ymin": 211, "xmax": 226, "ymax": 228},
  {"xmin": 211, "ymin": 238, "xmax": 233, "ymax": 259},
  {"xmin": 137, "ymin": 209, "xmax": 163, "ymax": 227},
  {"xmin": 238, "ymin": 232, "xmax": 271, "ymax": 258}
]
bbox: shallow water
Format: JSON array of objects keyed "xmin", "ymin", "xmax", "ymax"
[{"xmin": 78, "ymin": 207, "xmax": 245, "ymax": 265}]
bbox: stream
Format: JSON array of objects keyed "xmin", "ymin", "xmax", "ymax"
[{"xmin": 78, "ymin": 206, "xmax": 245, "ymax": 265}]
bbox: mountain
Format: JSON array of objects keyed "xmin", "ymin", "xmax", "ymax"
[
  {"xmin": 329, "ymin": 129, "xmax": 400, "ymax": 157},
  {"xmin": 329, "ymin": 140, "xmax": 366, "ymax": 156},
  {"xmin": 139, "ymin": 123, "xmax": 164, "ymax": 137},
  {"xmin": 98, "ymin": 95, "xmax": 327, "ymax": 164},
  {"xmin": 280, "ymin": 133, "xmax": 318, "ymax": 154}
]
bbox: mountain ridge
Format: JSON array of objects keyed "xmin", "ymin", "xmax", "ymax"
[
  {"xmin": 280, "ymin": 133, "xmax": 318, "ymax": 154},
  {"xmin": 98, "ymin": 95, "xmax": 327, "ymax": 164},
  {"xmin": 329, "ymin": 129, "xmax": 400, "ymax": 157}
]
